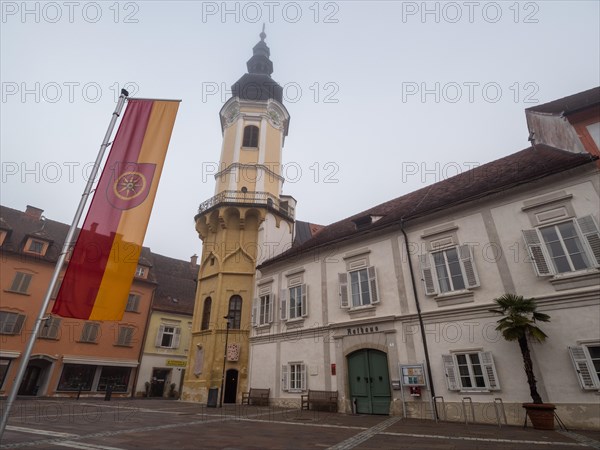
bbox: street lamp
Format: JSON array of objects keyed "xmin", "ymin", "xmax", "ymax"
[{"xmin": 219, "ymin": 314, "xmax": 233, "ymax": 407}]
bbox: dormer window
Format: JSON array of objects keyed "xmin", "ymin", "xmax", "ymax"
[
  {"xmin": 352, "ymin": 215, "xmax": 383, "ymax": 230},
  {"xmin": 24, "ymin": 238, "xmax": 48, "ymax": 256},
  {"xmin": 0, "ymin": 230, "xmax": 7, "ymax": 247},
  {"xmin": 242, "ymin": 125, "xmax": 259, "ymax": 148},
  {"xmin": 135, "ymin": 266, "xmax": 148, "ymax": 279}
]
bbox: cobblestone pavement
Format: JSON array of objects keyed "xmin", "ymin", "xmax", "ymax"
[{"xmin": 1, "ymin": 398, "xmax": 599, "ymax": 449}]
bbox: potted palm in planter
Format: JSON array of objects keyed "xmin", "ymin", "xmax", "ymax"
[{"xmin": 490, "ymin": 293, "xmax": 554, "ymax": 430}]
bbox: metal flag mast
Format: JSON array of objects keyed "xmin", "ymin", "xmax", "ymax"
[{"xmin": 0, "ymin": 89, "xmax": 130, "ymax": 438}]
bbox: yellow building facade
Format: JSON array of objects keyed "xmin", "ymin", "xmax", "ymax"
[{"xmin": 182, "ymin": 31, "xmax": 294, "ymax": 404}]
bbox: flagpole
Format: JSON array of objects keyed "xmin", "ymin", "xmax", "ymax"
[{"xmin": 0, "ymin": 90, "xmax": 130, "ymax": 438}]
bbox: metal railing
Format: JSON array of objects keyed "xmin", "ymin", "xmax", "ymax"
[{"xmin": 197, "ymin": 190, "xmax": 295, "ymax": 219}]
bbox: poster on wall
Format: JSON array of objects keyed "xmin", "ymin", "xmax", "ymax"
[{"xmin": 399, "ymin": 364, "xmax": 427, "ymax": 386}]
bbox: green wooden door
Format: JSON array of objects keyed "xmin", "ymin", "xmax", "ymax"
[{"xmin": 347, "ymin": 349, "xmax": 391, "ymax": 415}]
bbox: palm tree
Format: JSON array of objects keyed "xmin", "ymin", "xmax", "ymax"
[{"xmin": 489, "ymin": 293, "xmax": 550, "ymax": 404}]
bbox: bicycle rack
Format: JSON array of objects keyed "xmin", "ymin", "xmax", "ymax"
[
  {"xmin": 432, "ymin": 396, "xmax": 446, "ymax": 422},
  {"xmin": 461, "ymin": 397, "xmax": 475, "ymax": 425},
  {"xmin": 493, "ymin": 398, "xmax": 508, "ymax": 428}
]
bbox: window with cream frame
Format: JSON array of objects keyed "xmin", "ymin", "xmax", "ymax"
[
  {"xmin": 252, "ymin": 283, "xmax": 274, "ymax": 327},
  {"xmin": 417, "ymin": 226, "xmax": 480, "ymax": 296},
  {"xmin": 569, "ymin": 344, "xmax": 600, "ymax": 391},
  {"xmin": 338, "ymin": 249, "xmax": 379, "ymax": 309},
  {"xmin": 442, "ymin": 351, "xmax": 500, "ymax": 392},
  {"xmin": 280, "ymin": 271, "xmax": 307, "ymax": 321}
]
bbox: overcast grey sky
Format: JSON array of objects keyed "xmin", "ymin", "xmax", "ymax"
[{"xmin": 1, "ymin": 1, "xmax": 599, "ymax": 261}]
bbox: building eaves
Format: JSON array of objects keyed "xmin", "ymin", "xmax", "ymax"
[
  {"xmin": 525, "ymin": 86, "xmax": 600, "ymax": 116},
  {"xmin": 258, "ymin": 145, "xmax": 597, "ymax": 269}
]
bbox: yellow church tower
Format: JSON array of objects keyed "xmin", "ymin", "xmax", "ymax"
[{"xmin": 182, "ymin": 29, "xmax": 293, "ymax": 404}]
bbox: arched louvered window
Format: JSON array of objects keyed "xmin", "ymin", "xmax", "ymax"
[
  {"xmin": 201, "ymin": 297, "xmax": 212, "ymax": 330},
  {"xmin": 242, "ymin": 125, "xmax": 259, "ymax": 148}
]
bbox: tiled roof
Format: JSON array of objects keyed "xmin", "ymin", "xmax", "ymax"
[
  {"xmin": 0, "ymin": 206, "xmax": 199, "ymax": 304},
  {"xmin": 526, "ymin": 86, "xmax": 600, "ymax": 116},
  {"xmin": 151, "ymin": 253, "xmax": 197, "ymax": 315},
  {"xmin": 293, "ymin": 221, "xmax": 324, "ymax": 246},
  {"xmin": 259, "ymin": 145, "xmax": 597, "ymax": 269},
  {"xmin": 0, "ymin": 205, "xmax": 71, "ymax": 263}
]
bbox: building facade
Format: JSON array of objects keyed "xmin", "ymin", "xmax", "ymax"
[
  {"xmin": 0, "ymin": 205, "xmax": 199, "ymax": 400},
  {"xmin": 0, "ymin": 205, "xmax": 156, "ymax": 398},
  {"xmin": 247, "ymin": 89, "xmax": 600, "ymax": 429},
  {"xmin": 135, "ymin": 253, "xmax": 197, "ymax": 398},
  {"xmin": 182, "ymin": 30, "xmax": 295, "ymax": 404}
]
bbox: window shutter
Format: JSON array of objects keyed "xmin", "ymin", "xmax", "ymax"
[
  {"xmin": 50, "ymin": 317, "xmax": 61, "ymax": 339},
  {"xmin": 51, "ymin": 279, "xmax": 63, "ymax": 299},
  {"xmin": 41, "ymin": 317, "xmax": 60, "ymax": 339},
  {"xmin": 575, "ymin": 215, "xmax": 600, "ymax": 267},
  {"xmin": 480, "ymin": 351, "xmax": 500, "ymax": 390},
  {"xmin": 251, "ymin": 298, "xmax": 258, "ymax": 327},
  {"xmin": 522, "ymin": 229, "xmax": 553, "ymax": 276},
  {"xmin": 458, "ymin": 244, "xmax": 480, "ymax": 288},
  {"xmin": 13, "ymin": 314, "xmax": 26, "ymax": 334},
  {"xmin": 81, "ymin": 324, "xmax": 89, "ymax": 342},
  {"xmin": 419, "ymin": 254, "xmax": 437, "ymax": 295},
  {"xmin": 281, "ymin": 365, "xmax": 289, "ymax": 391},
  {"xmin": 268, "ymin": 294, "xmax": 274, "ymax": 323},
  {"xmin": 20, "ymin": 274, "xmax": 32, "ymax": 293},
  {"xmin": 301, "ymin": 284, "xmax": 308, "ymax": 317},
  {"xmin": 90, "ymin": 324, "xmax": 99, "ymax": 342},
  {"xmin": 172, "ymin": 327, "xmax": 181, "ymax": 349},
  {"xmin": 339, "ymin": 273, "xmax": 349, "ymax": 308},
  {"xmin": 280, "ymin": 289, "xmax": 287, "ymax": 321},
  {"xmin": 568, "ymin": 346, "xmax": 598, "ymax": 390},
  {"xmin": 442, "ymin": 354, "xmax": 460, "ymax": 391},
  {"xmin": 300, "ymin": 363, "xmax": 307, "ymax": 391},
  {"xmin": 368, "ymin": 266, "xmax": 380, "ymax": 304},
  {"xmin": 155, "ymin": 324, "xmax": 165, "ymax": 347}
]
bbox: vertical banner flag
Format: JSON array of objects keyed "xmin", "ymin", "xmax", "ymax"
[{"xmin": 53, "ymin": 99, "xmax": 179, "ymax": 320}]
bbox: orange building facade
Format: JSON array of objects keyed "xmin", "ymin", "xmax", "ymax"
[{"xmin": 0, "ymin": 205, "xmax": 155, "ymax": 398}]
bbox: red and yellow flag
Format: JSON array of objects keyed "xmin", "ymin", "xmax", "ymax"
[{"xmin": 52, "ymin": 99, "xmax": 179, "ymax": 320}]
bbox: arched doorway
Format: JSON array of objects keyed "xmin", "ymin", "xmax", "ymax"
[
  {"xmin": 347, "ymin": 349, "xmax": 391, "ymax": 414},
  {"xmin": 224, "ymin": 368, "xmax": 238, "ymax": 403}
]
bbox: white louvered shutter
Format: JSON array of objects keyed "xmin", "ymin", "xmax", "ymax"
[
  {"xmin": 522, "ymin": 229, "xmax": 553, "ymax": 276},
  {"xmin": 155, "ymin": 324, "xmax": 165, "ymax": 347},
  {"xmin": 301, "ymin": 284, "xmax": 308, "ymax": 317},
  {"xmin": 368, "ymin": 266, "xmax": 380, "ymax": 304},
  {"xmin": 172, "ymin": 327, "xmax": 181, "ymax": 349},
  {"xmin": 339, "ymin": 273, "xmax": 349, "ymax": 308},
  {"xmin": 442, "ymin": 354, "xmax": 460, "ymax": 391},
  {"xmin": 281, "ymin": 365, "xmax": 289, "ymax": 391},
  {"xmin": 268, "ymin": 294, "xmax": 274, "ymax": 323},
  {"xmin": 419, "ymin": 254, "xmax": 437, "ymax": 295},
  {"xmin": 575, "ymin": 215, "xmax": 600, "ymax": 267},
  {"xmin": 480, "ymin": 351, "xmax": 500, "ymax": 390},
  {"xmin": 568, "ymin": 346, "xmax": 598, "ymax": 390},
  {"xmin": 280, "ymin": 289, "xmax": 287, "ymax": 321},
  {"xmin": 300, "ymin": 364, "xmax": 307, "ymax": 391},
  {"xmin": 251, "ymin": 298, "xmax": 258, "ymax": 327},
  {"xmin": 458, "ymin": 244, "xmax": 480, "ymax": 288}
]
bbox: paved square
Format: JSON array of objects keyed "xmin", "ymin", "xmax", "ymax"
[{"xmin": 1, "ymin": 399, "xmax": 599, "ymax": 449}]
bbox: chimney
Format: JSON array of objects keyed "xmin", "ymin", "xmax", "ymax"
[
  {"xmin": 190, "ymin": 254, "xmax": 198, "ymax": 267},
  {"xmin": 25, "ymin": 205, "xmax": 44, "ymax": 220}
]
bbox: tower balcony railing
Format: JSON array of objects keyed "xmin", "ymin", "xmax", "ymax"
[{"xmin": 197, "ymin": 190, "xmax": 295, "ymax": 220}]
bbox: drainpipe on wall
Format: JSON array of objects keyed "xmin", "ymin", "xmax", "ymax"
[{"xmin": 400, "ymin": 218, "xmax": 438, "ymax": 420}]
